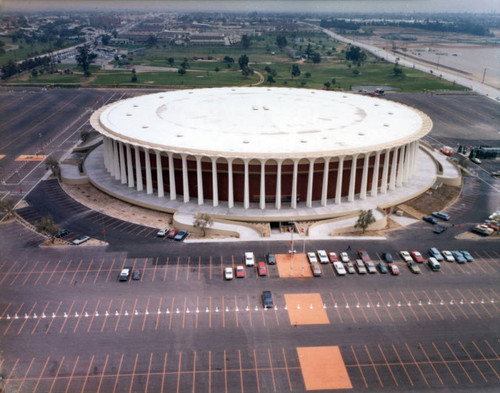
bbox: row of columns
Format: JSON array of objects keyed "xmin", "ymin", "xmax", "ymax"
[{"xmin": 103, "ymin": 137, "xmax": 419, "ymax": 210}]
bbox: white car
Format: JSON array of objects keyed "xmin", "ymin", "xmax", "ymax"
[
  {"xmin": 400, "ymin": 251, "xmax": 412, "ymax": 263},
  {"xmin": 340, "ymin": 252, "xmax": 350, "ymax": 263},
  {"xmin": 307, "ymin": 252, "xmax": 318, "ymax": 264},
  {"xmin": 317, "ymin": 250, "xmax": 329, "ymax": 264},
  {"xmin": 244, "ymin": 252, "xmax": 255, "ymax": 266},
  {"xmin": 442, "ymin": 250, "xmax": 455, "ymax": 262},
  {"xmin": 73, "ymin": 235, "xmax": 90, "ymax": 245},
  {"xmin": 365, "ymin": 261, "xmax": 377, "ymax": 274},
  {"xmin": 224, "ymin": 267, "xmax": 233, "ymax": 280},
  {"xmin": 333, "ymin": 262, "xmax": 346, "ymax": 276},
  {"xmin": 157, "ymin": 228, "xmax": 168, "ymax": 237}
]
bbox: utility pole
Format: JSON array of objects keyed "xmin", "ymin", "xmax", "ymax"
[{"xmin": 482, "ymin": 68, "xmax": 486, "ymax": 84}]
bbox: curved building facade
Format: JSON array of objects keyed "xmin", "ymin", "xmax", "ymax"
[{"xmin": 90, "ymin": 87, "xmax": 432, "ymax": 211}]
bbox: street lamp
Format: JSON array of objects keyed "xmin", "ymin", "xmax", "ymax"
[
  {"xmin": 99, "ymin": 208, "xmax": 106, "ymax": 243},
  {"xmin": 289, "ymin": 222, "xmax": 296, "ymax": 276}
]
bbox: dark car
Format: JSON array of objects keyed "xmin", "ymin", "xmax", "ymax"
[
  {"xmin": 357, "ymin": 250, "xmax": 371, "ymax": 262},
  {"xmin": 174, "ymin": 230, "xmax": 188, "ymax": 241},
  {"xmin": 382, "ymin": 253, "xmax": 393, "ymax": 263},
  {"xmin": 55, "ymin": 229, "xmax": 69, "ymax": 238},
  {"xmin": 132, "ymin": 270, "xmax": 141, "ymax": 280},
  {"xmin": 432, "ymin": 212, "xmax": 450, "ymax": 221},
  {"xmin": 262, "ymin": 291, "xmax": 273, "ymax": 309},
  {"xmin": 377, "ymin": 261, "xmax": 388, "ymax": 274},
  {"xmin": 460, "ymin": 251, "xmax": 474, "ymax": 262},
  {"xmin": 266, "ymin": 253, "xmax": 276, "ymax": 265},
  {"xmin": 422, "ymin": 216, "xmax": 438, "ymax": 225},
  {"xmin": 433, "ymin": 225, "xmax": 447, "ymax": 234}
]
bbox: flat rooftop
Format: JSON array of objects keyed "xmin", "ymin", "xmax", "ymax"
[{"xmin": 95, "ymin": 87, "xmax": 431, "ymax": 157}]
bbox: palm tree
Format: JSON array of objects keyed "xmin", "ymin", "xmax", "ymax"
[{"xmin": 45, "ymin": 156, "xmax": 61, "ymax": 181}]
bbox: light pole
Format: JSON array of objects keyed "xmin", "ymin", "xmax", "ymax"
[
  {"xmin": 99, "ymin": 208, "xmax": 106, "ymax": 243},
  {"xmin": 301, "ymin": 227, "xmax": 306, "ymax": 276},
  {"xmin": 289, "ymin": 222, "xmax": 296, "ymax": 276}
]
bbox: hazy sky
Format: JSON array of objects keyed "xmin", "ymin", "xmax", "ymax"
[{"xmin": 2, "ymin": 1, "xmax": 499, "ymax": 14}]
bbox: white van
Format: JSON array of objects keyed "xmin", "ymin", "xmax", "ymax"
[
  {"xmin": 244, "ymin": 252, "xmax": 255, "ymax": 266},
  {"xmin": 317, "ymin": 250, "xmax": 329, "ymax": 264},
  {"xmin": 428, "ymin": 257, "xmax": 441, "ymax": 271}
]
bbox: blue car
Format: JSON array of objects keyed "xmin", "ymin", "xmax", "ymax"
[
  {"xmin": 460, "ymin": 251, "xmax": 474, "ymax": 262},
  {"xmin": 451, "ymin": 251, "xmax": 466, "ymax": 264},
  {"xmin": 428, "ymin": 247, "xmax": 444, "ymax": 261},
  {"xmin": 423, "ymin": 216, "xmax": 438, "ymax": 225},
  {"xmin": 174, "ymin": 230, "xmax": 188, "ymax": 241},
  {"xmin": 432, "ymin": 212, "xmax": 450, "ymax": 221}
]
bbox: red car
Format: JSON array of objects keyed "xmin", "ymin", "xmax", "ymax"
[
  {"xmin": 167, "ymin": 229, "xmax": 179, "ymax": 239},
  {"xmin": 235, "ymin": 265, "xmax": 246, "ymax": 278},
  {"xmin": 388, "ymin": 263, "xmax": 400, "ymax": 275},
  {"xmin": 357, "ymin": 250, "xmax": 371, "ymax": 263},
  {"xmin": 410, "ymin": 251, "xmax": 425, "ymax": 263},
  {"xmin": 328, "ymin": 252, "xmax": 338, "ymax": 263},
  {"xmin": 257, "ymin": 262, "xmax": 268, "ymax": 276}
]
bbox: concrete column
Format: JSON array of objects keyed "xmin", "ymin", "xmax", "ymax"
[
  {"xmin": 181, "ymin": 154, "xmax": 189, "ymax": 203},
  {"xmin": 134, "ymin": 146, "xmax": 143, "ymax": 192},
  {"xmin": 371, "ymin": 151, "xmax": 381, "ymax": 197},
  {"xmin": 145, "ymin": 148, "xmax": 153, "ymax": 195},
  {"xmin": 103, "ymin": 138, "xmax": 110, "ymax": 172},
  {"xmin": 403, "ymin": 143, "xmax": 411, "ymax": 183},
  {"xmin": 211, "ymin": 158, "xmax": 218, "ymax": 207},
  {"xmin": 412, "ymin": 142, "xmax": 419, "ymax": 177},
  {"xmin": 389, "ymin": 147, "xmax": 398, "ymax": 191},
  {"xmin": 106, "ymin": 138, "xmax": 113, "ymax": 173},
  {"xmin": 360, "ymin": 153, "xmax": 370, "ymax": 200},
  {"xmin": 196, "ymin": 156, "xmax": 203, "ymax": 205},
  {"xmin": 227, "ymin": 158, "xmax": 234, "ymax": 208},
  {"xmin": 119, "ymin": 142, "xmax": 127, "ymax": 184},
  {"xmin": 259, "ymin": 160, "xmax": 266, "ymax": 210},
  {"xmin": 380, "ymin": 149, "xmax": 390, "ymax": 194},
  {"xmin": 275, "ymin": 160, "xmax": 282, "ymax": 210},
  {"xmin": 335, "ymin": 156, "xmax": 344, "ymax": 205},
  {"xmin": 321, "ymin": 158, "xmax": 330, "ymax": 206},
  {"xmin": 113, "ymin": 140, "xmax": 120, "ymax": 180},
  {"xmin": 126, "ymin": 144, "xmax": 134, "ymax": 188},
  {"xmin": 306, "ymin": 159, "xmax": 315, "ymax": 208},
  {"xmin": 348, "ymin": 154, "xmax": 358, "ymax": 202},
  {"xmin": 396, "ymin": 145, "xmax": 405, "ymax": 187},
  {"xmin": 291, "ymin": 159, "xmax": 299, "ymax": 209},
  {"xmin": 167, "ymin": 152, "xmax": 176, "ymax": 200},
  {"xmin": 155, "ymin": 151, "xmax": 164, "ymax": 198},
  {"xmin": 243, "ymin": 159, "xmax": 250, "ymax": 210}
]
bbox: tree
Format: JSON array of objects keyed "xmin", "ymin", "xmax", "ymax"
[
  {"xmin": 352, "ymin": 68, "xmax": 360, "ymax": 76},
  {"xmin": 0, "ymin": 198, "xmax": 16, "ymax": 220},
  {"xmin": 101, "ymin": 34, "xmax": 111, "ymax": 45},
  {"xmin": 276, "ymin": 35, "xmax": 288, "ymax": 49},
  {"xmin": 345, "ymin": 46, "xmax": 367, "ymax": 63},
  {"xmin": 44, "ymin": 156, "xmax": 61, "ymax": 181},
  {"xmin": 238, "ymin": 54, "xmax": 252, "ymax": 76},
  {"xmin": 76, "ymin": 44, "xmax": 97, "ymax": 77},
  {"xmin": 324, "ymin": 81, "xmax": 331, "ymax": 89},
  {"xmin": 241, "ymin": 34, "xmax": 251, "ymax": 49},
  {"xmin": 146, "ymin": 34, "xmax": 158, "ymax": 47},
  {"xmin": 80, "ymin": 130, "xmax": 91, "ymax": 143},
  {"xmin": 267, "ymin": 75, "xmax": 276, "ymax": 84},
  {"xmin": 180, "ymin": 57, "xmax": 190, "ymax": 69},
  {"xmin": 35, "ymin": 215, "xmax": 60, "ymax": 243},
  {"xmin": 131, "ymin": 68, "xmax": 137, "ymax": 82},
  {"xmin": 291, "ymin": 64, "xmax": 301, "ymax": 78},
  {"xmin": 167, "ymin": 57, "xmax": 175, "ymax": 67},
  {"xmin": 393, "ymin": 65, "xmax": 404, "ymax": 77},
  {"xmin": 354, "ymin": 209, "xmax": 376, "ymax": 233},
  {"xmin": 193, "ymin": 213, "xmax": 213, "ymax": 237},
  {"xmin": 178, "ymin": 67, "xmax": 186, "ymax": 75},
  {"xmin": 304, "ymin": 43, "xmax": 313, "ymax": 60},
  {"xmin": 311, "ymin": 52, "xmax": 321, "ymax": 63},
  {"xmin": 31, "ymin": 69, "xmax": 38, "ymax": 77},
  {"xmin": 305, "ymin": 72, "xmax": 311, "ymax": 78}
]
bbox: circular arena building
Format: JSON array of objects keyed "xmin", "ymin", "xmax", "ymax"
[{"xmin": 89, "ymin": 87, "xmax": 433, "ymax": 220}]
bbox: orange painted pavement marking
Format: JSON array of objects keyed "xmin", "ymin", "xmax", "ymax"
[
  {"xmin": 350, "ymin": 346, "xmax": 367, "ymax": 388},
  {"xmin": 94, "ymin": 259, "xmax": 105, "ymax": 283},
  {"xmin": 432, "ymin": 342, "xmax": 458, "ymax": 384},
  {"xmin": 418, "ymin": 343, "xmax": 443, "ymax": 385},
  {"xmin": 434, "ymin": 290, "xmax": 457, "ymax": 320},
  {"xmin": 22, "ymin": 260, "xmax": 39, "ymax": 286},
  {"xmin": 17, "ymin": 301, "xmax": 37, "ymax": 335},
  {"xmin": 0, "ymin": 260, "xmax": 18, "ymax": 285},
  {"xmin": 100, "ymin": 299, "xmax": 113, "ymax": 333},
  {"xmin": 176, "ymin": 352, "xmax": 182, "ymax": 393},
  {"xmin": 17, "ymin": 357, "xmax": 35, "ymax": 393},
  {"xmin": 114, "ymin": 299, "xmax": 125, "ymax": 332},
  {"xmin": 284, "ymin": 293, "xmax": 329, "ymax": 325},
  {"xmin": 80, "ymin": 355, "xmax": 95, "ymax": 393},
  {"xmin": 268, "ymin": 348, "xmax": 277, "ymax": 392},
  {"xmin": 10, "ymin": 260, "xmax": 28, "ymax": 286},
  {"xmin": 253, "ymin": 349, "xmax": 261, "ymax": 393},
  {"xmin": 421, "ymin": 290, "xmax": 444, "ymax": 320},
  {"xmin": 392, "ymin": 344, "xmax": 413, "ymax": 386},
  {"xmin": 224, "ymin": 350, "xmax": 228, "ymax": 393},
  {"xmin": 169, "ymin": 297, "xmax": 175, "ymax": 329},
  {"xmin": 3, "ymin": 358, "xmax": 19, "ymax": 391},
  {"xmin": 128, "ymin": 298, "xmax": 138, "ymax": 331},
  {"xmin": 192, "ymin": 351, "xmax": 197, "ymax": 393},
  {"xmin": 155, "ymin": 298, "xmax": 163, "ymax": 330},
  {"xmin": 195, "ymin": 296, "xmax": 199, "ymax": 329},
  {"xmin": 400, "ymin": 291, "xmax": 419, "ymax": 321},
  {"xmin": 56, "ymin": 260, "xmax": 71, "ymax": 285},
  {"xmin": 247, "ymin": 295, "xmax": 253, "ymax": 327},
  {"xmin": 87, "ymin": 299, "xmax": 101, "ymax": 333},
  {"xmin": 81, "ymin": 259, "xmax": 93, "ymax": 284},
  {"xmin": 112, "ymin": 353, "xmax": 124, "ymax": 393},
  {"xmin": 329, "ymin": 292, "xmax": 343, "ymax": 323},
  {"xmin": 282, "ymin": 348, "xmax": 292, "ymax": 391},
  {"xmin": 364, "ymin": 292, "xmax": 381, "ymax": 322},
  {"xmin": 342, "ymin": 292, "xmax": 357, "ymax": 323},
  {"xmin": 376, "ymin": 292, "xmax": 394, "ymax": 322},
  {"xmin": 46, "ymin": 301, "xmax": 62, "ymax": 334},
  {"xmin": 163, "ymin": 257, "xmax": 169, "ymax": 281},
  {"xmin": 145, "ymin": 352, "xmax": 154, "ymax": 393},
  {"xmin": 105, "ymin": 259, "xmax": 115, "ymax": 283},
  {"xmin": 65, "ymin": 356, "xmax": 79, "ymax": 393},
  {"xmin": 16, "ymin": 154, "xmax": 46, "ymax": 162},
  {"xmin": 0, "ymin": 302, "xmax": 11, "ymax": 319},
  {"xmin": 141, "ymin": 258, "xmax": 147, "ymax": 282},
  {"xmin": 73, "ymin": 300, "xmax": 88, "ymax": 333},
  {"xmin": 445, "ymin": 342, "xmax": 473, "ymax": 383},
  {"xmin": 32, "ymin": 301, "xmax": 50, "ymax": 334},
  {"xmin": 234, "ymin": 296, "xmax": 239, "ymax": 328},
  {"xmin": 472, "ymin": 341, "xmax": 500, "ymax": 380},
  {"xmin": 208, "ymin": 351, "xmax": 211, "ymax": 393},
  {"xmin": 479, "ymin": 288, "xmax": 500, "ymax": 313},
  {"xmin": 142, "ymin": 297, "xmax": 151, "ymax": 331},
  {"xmin": 4, "ymin": 303, "xmax": 24, "ymax": 335},
  {"xmin": 378, "ymin": 345, "xmax": 398, "ymax": 386},
  {"xmin": 297, "ymin": 346, "xmax": 352, "ymax": 390},
  {"xmin": 186, "ymin": 256, "xmax": 190, "ymax": 280},
  {"xmin": 33, "ymin": 356, "xmax": 50, "ymax": 393},
  {"xmin": 59, "ymin": 300, "xmax": 75, "ymax": 333},
  {"xmin": 182, "ymin": 296, "xmax": 187, "ymax": 329},
  {"xmin": 467, "ymin": 289, "xmax": 493, "ymax": 318},
  {"xmin": 364, "ymin": 346, "xmax": 383, "ymax": 387},
  {"xmin": 0, "ymin": 154, "xmax": 5, "ymax": 160},
  {"xmin": 387, "ymin": 291, "xmax": 406, "ymax": 321},
  {"xmin": 411, "ymin": 290, "xmax": 432, "ymax": 320},
  {"xmin": 35, "ymin": 260, "xmax": 50, "ymax": 286},
  {"xmin": 276, "ymin": 253, "xmax": 312, "ymax": 277},
  {"xmin": 97, "ymin": 354, "xmax": 110, "ymax": 393},
  {"xmin": 69, "ymin": 259, "xmax": 83, "ymax": 285},
  {"xmin": 48, "ymin": 356, "xmax": 65, "ymax": 393},
  {"xmin": 175, "ymin": 257, "xmax": 180, "ymax": 280},
  {"xmin": 160, "ymin": 352, "xmax": 168, "ymax": 393},
  {"xmin": 455, "ymin": 288, "xmax": 482, "ymax": 319},
  {"xmin": 445, "ymin": 290, "xmax": 470, "ymax": 319},
  {"xmin": 459, "ymin": 341, "xmax": 487, "ymax": 382},
  {"xmin": 238, "ymin": 350, "xmax": 244, "ymax": 393},
  {"xmin": 152, "ymin": 257, "xmax": 158, "ymax": 282},
  {"xmin": 353, "ymin": 293, "xmax": 369, "ymax": 323},
  {"xmin": 198, "ymin": 257, "xmax": 201, "ymax": 280},
  {"xmin": 484, "ymin": 339, "xmax": 500, "ymax": 358},
  {"xmin": 129, "ymin": 353, "xmax": 139, "ymax": 393}
]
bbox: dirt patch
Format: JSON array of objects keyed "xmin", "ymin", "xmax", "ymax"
[{"xmin": 405, "ymin": 184, "xmax": 460, "ymax": 215}]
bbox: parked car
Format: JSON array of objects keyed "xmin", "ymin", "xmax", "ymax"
[
  {"xmin": 262, "ymin": 291, "xmax": 273, "ymax": 309},
  {"xmin": 328, "ymin": 252, "xmax": 339, "ymax": 263},
  {"xmin": 440, "ymin": 146, "xmax": 453, "ymax": 156},
  {"xmin": 333, "ymin": 262, "xmax": 346, "ymax": 276},
  {"xmin": 224, "ymin": 267, "xmax": 233, "ymax": 280},
  {"xmin": 307, "ymin": 252, "xmax": 318, "ymax": 264},
  {"xmin": 470, "ymin": 157, "xmax": 481, "ymax": 164},
  {"xmin": 377, "ymin": 261, "xmax": 388, "ymax": 274},
  {"xmin": 244, "ymin": 252, "xmax": 255, "ymax": 266},
  {"xmin": 451, "ymin": 251, "xmax": 466, "ymax": 264},
  {"xmin": 365, "ymin": 261, "xmax": 377, "ymax": 274},
  {"xmin": 428, "ymin": 257, "xmax": 441, "ymax": 271},
  {"xmin": 55, "ymin": 229, "xmax": 69, "ymax": 238},
  {"xmin": 157, "ymin": 228, "xmax": 169, "ymax": 237},
  {"xmin": 310, "ymin": 262, "xmax": 322, "ymax": 277},
  {"xmin": 433, "ymin": 225, "xmax": 448, "ymax": 234},
  {"xmin": 357, "ymin": 250, "xmax": 371, "ymax": 262},
  {"xmin": 441, "ymin": 250, "xmax": 454, "ymax": 262},
  {"xmin": 119, "ymin": 267, "xmax": 132, "ymax": 281},
  {"xmin": 346, "ymin": 262, "xmax": 355, "ymax": 274},
  {"xmin": 422, "ymin": 216, "xmax": 438, "ymax": 225},
  {"xmin": 266, "ymin": 253, "xmax": 276, "ymax": 265},
  {"xmin": 317, "ymin": 250, "xmax": 329, "ymax": 264},
  {"xmin": 408, "ymin": 262, "xmax": 421, "ymax": 274},
  {"xmin": 432, "ymin": 212, "xmax": 450, "ymax": 221},
  {"xmin": 355, "ymin": 259, "xmax": 367, "ymax": 274},
  {"xmin": 460, "ymin": 251, "xmax": 474, "ymax": 262},
  {"xmin": 472, "ymin": 224, "xmax": 494, "ymax": 236},
  {"xmin": 410, "ymin": 251, "xmax": 424, "ymax": 263},
  {"xmin": 428, "ymin": 248, "xmax": 444, "ymax": 261},
  {"xmin": 132, "ymin": 270, "xmax": 141, "ymax": 280},
  {"xmin": 382, "ymin": 253, "xmax": 393, "ymax": 263},
  {"xmin": 388, "ymin": 264, "xmax": 400, "ymax": 275},
  {"xmin": 400, "ymin": 251, "xmax": 412, "ymax": 263},
  {"xmin": 73, "ymin": 235, "xmax": 90, "ymax": 245},
  {"xmin": 235, "ymin": 265, "xmax": 246, "ymax": 278},
  {"xmin": 257, "ymin": 262, "xmax": 268, "ymax": 276},
  {"xmin": 340, "ymin": 252, "xmax": 350, "ymax": 263},
  {"xmin": 167, "ymin": 229, "xmax": 179, "ymax": 239},
  {"xmin": 174, "ymin": 230, "xmax": 188, "ymax": 241}
]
